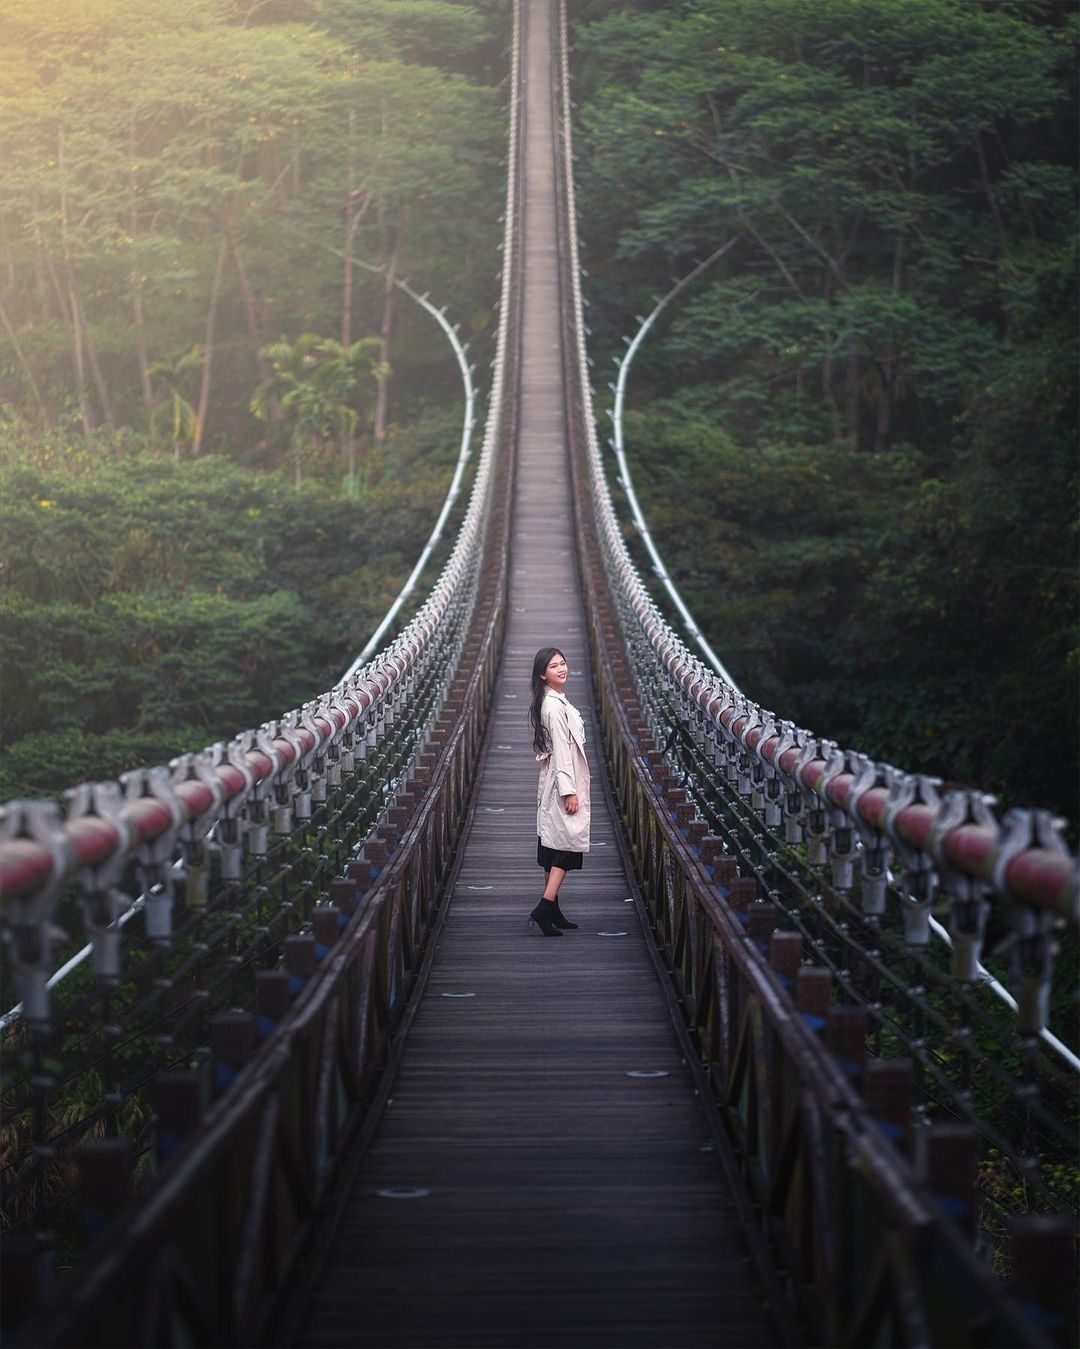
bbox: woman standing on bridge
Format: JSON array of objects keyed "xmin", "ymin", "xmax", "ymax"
[{"xmin": 529, "ymin": 647, "xmax": 590, "ymax": 937}]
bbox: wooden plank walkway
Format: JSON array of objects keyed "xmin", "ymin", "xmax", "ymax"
[{"xmin": 294, "ymin": 5, "xmax": 777, "ymax": 1346}]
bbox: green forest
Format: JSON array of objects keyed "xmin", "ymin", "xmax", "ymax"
[
  {"xmin": 571, "ymin": 0, "xmax": 1078, "ymax": 822},
  {"xmin": 1, "ymin": 0, "xmax": 1076, "ymax": 824},
  {"xmin": 0, "ymin": 0, "xmax": 506, "ymax": 798}
]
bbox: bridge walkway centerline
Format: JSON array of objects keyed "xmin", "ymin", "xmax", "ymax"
[{"xmin": 292, "ymin": 4, "xmax": 778, "ymax": 1345}]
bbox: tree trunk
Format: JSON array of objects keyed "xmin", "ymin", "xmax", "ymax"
[
  {"xmin": 0, "ymin": 301, "xmax": 50, "ymax": 422},
  {"xmin": 43, "ymin": 250, "xmax": 94, "ymax": 430},
  {"xmin": 58, "ymin": 125, "xmax": 114, "ymax": 428},
  {"xmin": 55, "ymin": 134, "xmax": 96, "ymax": 431},
  {"xmin": 874, "ymin": 229, "xmax": 905, "ymax": 454},
  {"xmin": 31, "ymin": 239, "xmax": 49, "ymax": 311},
  {"xmin": 194, "ymin": 234, "xmax": 229, "ymax": 456},
  {"xmin": 22, "ymin": 203, "xmax": 50, "ymax": 311},
  {"xmin": 374, "ymin": 206, "xmax": 405, "ymax": 446},
  {"xmin": 341, "ymin": 109, "xmax": 374, "ymax": 348},
  {"xmin": 974, "ymin": 132, "xmax": 1010, "ymax": 261},
  {"xmin": 873, "ymin": 373, "xmax": 891, "ymax": 454},
  {"xmin": 343, "ymin": 109, "xmax": 356, "ymax": 348},
  {"xmin": 226, "ymin": 221, "xmax": 283, "ymax": 427},
  {"xmin": 81, "ymin": 306, "xmax": 116, "ymax": 430},
  {"xmin": 0, "ymin": 216, "xmax": 18, "ymax": 314},
  {"xmin": 67, "ymin": 287, "xmax": 99, "ymax": 429},
  {"xmin": 130, "ymin": 114, "xmax": 153, "ymax": 412},
  {"xmin": 132, "ymin": 287, "xmax": 153, "ymax": 411},
  {"xmin": 822, "ymin": 344, "xmax": 843, "ymax": 442},
  {"xmin": 820, "ymin": 273, "xmax": 843, "ymax": 442},
  {"xmin": 228, "ymin": 229, "xmax": 270, "ymax": 385},
  {"xmin": 846, "ymin": 340, "xmax": 859, "ymax": 451},
  {"xmin": 342, "ymin": 187, "xmax": 372, "ymax": 349}
]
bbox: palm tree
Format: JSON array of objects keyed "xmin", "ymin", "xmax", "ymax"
[
  {"xmin": 250, "ymin": 333, "xmax": 321, "ymax": 489},
  {"xmin": 149, "ymin": 346, "xmax": 203, "ymax": 461},
  {"xmin": 314, "ymin": 336, "xmax": 386, "ymax": 497},
  {"xmin": 250, "ymin": 334, "xmax": 385, "ymax": 493}
]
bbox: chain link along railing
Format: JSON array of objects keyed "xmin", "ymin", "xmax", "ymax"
[
  {"xmin": 0, "ymin": 7, "xmax": 525, "ymax": 1344},
  {"xmin": 554, "ymin": 2, "xmax": 1078, "ymax": 1346}
]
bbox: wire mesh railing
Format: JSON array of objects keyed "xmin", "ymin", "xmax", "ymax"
[
  {"xmin": 554, "ymin": 0, "xmax": 1077, "ymax": 1343},
  {"xmin": 0, "ymin": 251, "xmax": 478, "ymax": 1037},
  {"xmin": 0, "ymin": 1, "xmax": 1075, "ymax": 1342},
  {"xmin": 0, "ymin": 6, "xmax": 526, "ymax": 1340},
  {"xmin": 606, "ymin": 241, "xmax": 1080, "ymax": 1078}
]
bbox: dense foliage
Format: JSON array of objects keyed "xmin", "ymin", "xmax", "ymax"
[
  {"xmin": 0, "ymin": 0, "xmax": 503, "ymax": 799},
  {"xmin": 0, "ymin": 0, "xmax": 503, "ymax": 461},
  {"xmin": 572, "ymin": 0, "xmax": 1078, "ymax": 820},
  {"xmin": 0, "ymin": 416, "xmax": 462, "ymax": 797}
]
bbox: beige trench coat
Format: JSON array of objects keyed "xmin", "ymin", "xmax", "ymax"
[{"xmin": 536, "ymin": 688, "xmax": 591, "ymax": 853}]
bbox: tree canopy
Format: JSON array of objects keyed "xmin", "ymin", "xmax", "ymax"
[
  {"xmin": 0, "ymin": 0, "xmax": 503, "ymax": 462},
  {"xmin": 572, "ymin": 0, "xmax": 1078, "ymax": 820},
  {"xmin": 0, "ymin": 415, "xmax": 463, "ymax": 797},
  {"xmin": 0, "ymin": 0, "xmax": 503, "ymax": 800}
]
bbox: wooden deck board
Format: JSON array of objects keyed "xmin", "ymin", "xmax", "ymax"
[{"xmin": 294, "ymin": 4, "xmax": 778, "ymax": 1345}]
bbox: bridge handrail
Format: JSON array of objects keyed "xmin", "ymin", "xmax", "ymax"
[
  {"xmin": 0, "ymin": 257, "xmax": 477, "ymax": 1029},
  {"xmin": 0, "ymin": 83, "xmax": 512, "ymax": 1028},
  {"xmin": 608, "ymin": 257, "xmax": 1080, "ymax": 1071},
  {"xmin": 607, "ymin": 239, "xmax": 741, "ymax": 688},
  {"xmin": 554, "ymin": 3, "xmax": 1075, "ymax": 1344},
  {"xmin": 1, "ymin": 6, "xmax": 525, "ymax": 1344},
  {"xmin": 0, "ymin": 496, "xmax": 484, "ymax": 904},
  {"xmin": 341, "ymin": 271, "xmax": 478, "ymax": 679}
]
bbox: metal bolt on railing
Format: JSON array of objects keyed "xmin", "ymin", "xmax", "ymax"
[{"xmin": 884, "ymin": 774, "xmax": 942, "ymax": 946}]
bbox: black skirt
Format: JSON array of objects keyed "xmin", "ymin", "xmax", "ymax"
[{"xmin": 537, "ymin": 837, "xmax": 584, "ymax": 872}]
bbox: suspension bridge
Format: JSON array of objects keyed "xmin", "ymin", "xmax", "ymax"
[{"xmin": 1, "ymin": 4, "xmax": 1076, "ymax": 1346}]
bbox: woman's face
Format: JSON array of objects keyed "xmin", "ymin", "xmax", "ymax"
[{"xmin": 543, "ymin": 652, "xmax": 568, "ymax": 690}]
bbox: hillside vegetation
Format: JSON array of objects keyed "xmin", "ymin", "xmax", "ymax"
[
  {"xmin": 572, "ymin": 0, "xmax": 1078, "ymax": 821},
  {"xmin": 0, "ymin": 0, "xmax": 504, "ymax": 799}
]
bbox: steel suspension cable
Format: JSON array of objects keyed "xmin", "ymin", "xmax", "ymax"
[
  {"xmin": 607, "ymin": 241, "xmax": 1080, "ymax": 1075},
  {"xmin": 607, "ymin": 239, "xmax": 741, "ymax": 687},
  {"xmin": 0, "ymin": 6, "xmax": 522, "ymax": 1234},
  {"xmin": 0, "ymin": 258, "xmax": 477, "ymax": 1030}
]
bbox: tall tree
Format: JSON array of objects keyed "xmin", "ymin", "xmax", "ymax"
[
  {"xmin": 571, "ymin": 0, "xmax": 1078, "ymax": 817},
  {"xmin": 250, "ymin": 334, "xmax": 384, "ymax": 491},
  {"xmin": 148, "ymin": 346, "xmax": 203, "ymax": 461},
  {"xmin": 0, "ymin": 0, "xmax": 500, "ymax": 470}
]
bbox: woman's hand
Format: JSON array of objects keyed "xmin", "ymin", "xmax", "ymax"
[{"xmin": 562, "ymin": 793, "xmax": 579, "ymax": 815}]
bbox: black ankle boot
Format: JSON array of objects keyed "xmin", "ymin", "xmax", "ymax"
[
  {"xmin": 528, "ymin": 900, "xmax": 564, "ymax": 937},
  {"xmin": 550, "ymin": 898, "xmax": 578, "ymax": 930}
]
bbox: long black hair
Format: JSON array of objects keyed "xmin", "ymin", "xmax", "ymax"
[{"xmin": 529, "ymin": 647, "xmax": 564, "ymax": 755}]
